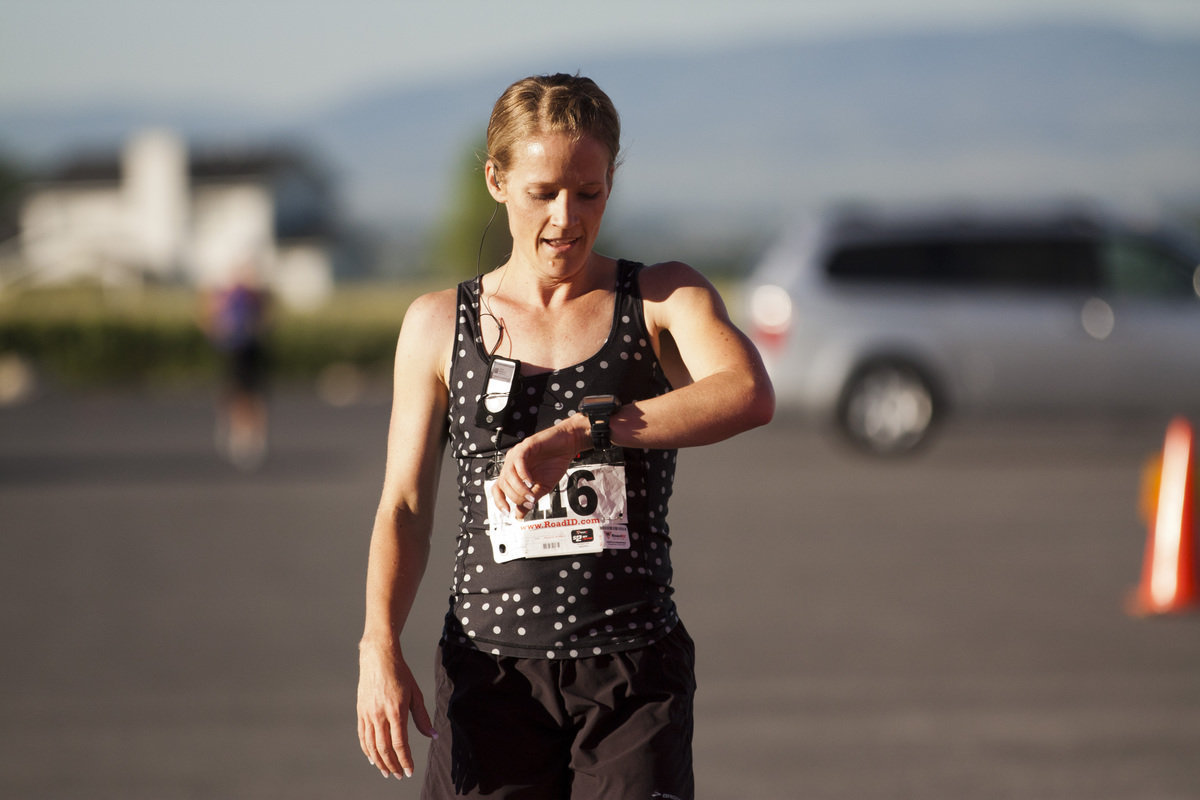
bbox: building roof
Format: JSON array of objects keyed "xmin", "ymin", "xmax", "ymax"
[{"xmin": 36, "ymin": 144, "xmax": 329, "ymax": 187}]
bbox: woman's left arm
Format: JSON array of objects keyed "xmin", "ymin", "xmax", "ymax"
[
  {"xmin": 491, "ymin": 261, "xmax": 774, "ymax": 514},
  {"xmin": 611, "ymin": 259, "xmax": 775, "ymax": 448}
]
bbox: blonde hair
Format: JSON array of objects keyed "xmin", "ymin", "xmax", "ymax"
[{"xmin": 486, "ymin": 74, "xmax": 621, "ymax": 183}]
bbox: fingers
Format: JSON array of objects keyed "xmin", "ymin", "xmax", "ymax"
[
  {"xmin": 491, "ymin": 464, "xmax": 538, "ymax": 519},
  {"xmin": 360, "ymin": 710, "xmax": 412, "ymax": 780},
  {"xmin": 490, "ymin": 479, "xmax": 526, "ymax": 517},
  {"xmin": 357, "ymin": 700, "xmax": 439, "ymax": 782},
  {"xmin": 411, "ymin": 690, "xmax": 439, "ymax": 742},
  {"xmin": 381, "ymin": 717, "xmax": 414, "ymax": 779},
  {"xmin": 358, "ymin": 715, "xmax": 374, "ymax": 769},
  {"xmin": 357, "ymin": 649, "xmax": 432, "ymax": 781},
  {"xmin": 489, "ymin": 480, "xmax": 511, "ymax": 515},
  {"xmin": 357, "ymin": 689, "xmax": 413, "ymax": 780},
  {"xmin": 512, "ymin": 454, "xmax": 535, "ymax": 493}
]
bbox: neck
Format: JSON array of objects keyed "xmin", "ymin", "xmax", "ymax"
[{"xmin": 489, "ymin": 254, "xmax": 614, "ymax": 310}]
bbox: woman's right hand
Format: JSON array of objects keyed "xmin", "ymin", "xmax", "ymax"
[{"xmin": 356, "ymin": 642, "xmax": 437, "ymax": 780}]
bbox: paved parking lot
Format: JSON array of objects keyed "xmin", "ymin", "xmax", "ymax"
[{"xmin": 1, "ymin": 391, "xmax": 1198, "ymax": 798}]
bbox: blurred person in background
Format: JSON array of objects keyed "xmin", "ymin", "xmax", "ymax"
[
  {"xmin": 202, "ymin": 260, "xmax": 271, "ymax": 470},
  {"xmin": 356, "ymin": 73, "xmax": 774, "ymax": 798}
]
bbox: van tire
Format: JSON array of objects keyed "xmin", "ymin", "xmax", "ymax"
[{"xmin": 836, "ymin": 360, "xmax": 939, "ymax": 455}]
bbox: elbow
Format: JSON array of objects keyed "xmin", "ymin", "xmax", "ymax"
[
  {"xmin": 738, "ymin": 347, "xmax": 776, "ymax": 430},
  {"xmin": 746, "ymin": 379, "xmax": 776, "ymax": 430},
  {"xmin": 731, "ymin": 370, "xmax": 775, "ymax": 432}
]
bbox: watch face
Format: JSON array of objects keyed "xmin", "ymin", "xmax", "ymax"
[{"xmin": 580, "ymin": 394, "xmax": 619, "ymax": 414}]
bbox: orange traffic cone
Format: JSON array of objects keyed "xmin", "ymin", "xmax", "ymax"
[{"xmin": 1128, "ymin": 417, "xmax": 1198, "ymax": 616}]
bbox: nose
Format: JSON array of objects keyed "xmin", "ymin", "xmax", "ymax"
[{"xmin": 549, "ymin": 191, "xmax": 576, "ymax": 228}]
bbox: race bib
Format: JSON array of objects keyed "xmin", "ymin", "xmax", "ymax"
[{"xmin": 486, "ymin": 460, "xmax": 629, "ymax": 563}]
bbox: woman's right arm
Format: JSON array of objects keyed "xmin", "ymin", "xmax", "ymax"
[{"xmin": 356, "ymin": 289, "xmax": 456, "ymax": 781}]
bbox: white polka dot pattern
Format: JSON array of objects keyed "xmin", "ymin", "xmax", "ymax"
[{"xmin": 442, "ymin": 261, "xmax": 680, "ymax": 659}]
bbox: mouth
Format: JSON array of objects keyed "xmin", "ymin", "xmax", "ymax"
[{"xmin": 541, "ymin": 236, "xmax": 580, "ymax": 253}]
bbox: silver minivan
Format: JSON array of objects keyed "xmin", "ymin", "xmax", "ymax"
[{"xmin": 746, "ymin": 203, "xmax": 1200, "ymax": 454}]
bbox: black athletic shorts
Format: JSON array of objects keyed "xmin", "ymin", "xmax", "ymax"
[
  {"xmin": 421, "ymin": 623, "xmax": 696, "ymax": 800},
  {"xmin": 225, "ymin": 340, "xmax": 266, "ymax": 394}
]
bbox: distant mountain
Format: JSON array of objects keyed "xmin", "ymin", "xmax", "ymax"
[{"xmin": 3, "ymin": 22, "xmax": 1199, "ymax": 257}]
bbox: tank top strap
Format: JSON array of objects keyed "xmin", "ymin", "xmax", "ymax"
[
  {"xmin": 454, "ymin": 277, "xmax": 486, "ymax": 357},
  {"xmin": 614, "ymin": 258, "xmax": 650, "ymax": 339}
]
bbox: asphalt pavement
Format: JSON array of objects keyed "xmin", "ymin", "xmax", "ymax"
[{"xmin": 1, "ymin": 390, "xmax": 1198, "ymax": 799}]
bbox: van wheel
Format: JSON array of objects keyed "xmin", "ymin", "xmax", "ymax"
[{"xmin": 837, "ymin": 361, "xmax": 938, "ymax": 455}]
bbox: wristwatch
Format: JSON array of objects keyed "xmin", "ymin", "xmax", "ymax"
[{"xmin": 579, "ymin": 394, "xmax": 620, "ymax": 451}]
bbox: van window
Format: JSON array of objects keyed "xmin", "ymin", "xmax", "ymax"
[
  {"xmin": 827, "ymin": 238, "xmax": 1100, "ymax": 291},
  {"xmin": 1103, "ymin": 238, "xmax": 1199, "ymax": 299}
]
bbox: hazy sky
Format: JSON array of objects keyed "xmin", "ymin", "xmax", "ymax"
[{"xmin": 3, "ymin": 0, "xmax": 1199, "ymax": 115}]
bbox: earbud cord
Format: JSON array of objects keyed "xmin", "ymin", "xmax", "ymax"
[{"xmin": 476, "ymin": 200, "xmax": 508, "ymax": 357}]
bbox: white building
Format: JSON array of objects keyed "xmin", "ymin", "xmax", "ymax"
[{"xmin": 18, "ymin": 130, "xmax": 336, "ymax": 308}]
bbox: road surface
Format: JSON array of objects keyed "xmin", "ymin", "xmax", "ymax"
[{"xmin": 1, "ymin": 391, "xmax": 1197, "ymax": 798}]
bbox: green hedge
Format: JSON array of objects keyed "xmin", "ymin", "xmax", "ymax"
[
  {"xmin": 0, "ymin": 283, "xmax": 427, "ymax": 388},
  {"xmin": 0, "ymin": 277, "xmax": 746, "ymax": 389}
]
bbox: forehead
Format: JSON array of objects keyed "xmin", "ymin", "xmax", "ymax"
[{"xmin": 509, "ymin": 132, "xmax": 610, "ymax": 182}]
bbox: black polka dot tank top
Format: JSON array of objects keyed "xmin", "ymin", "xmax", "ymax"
[{"xmin": 443, "ymin": 259, "xmax": 680, "ymax": 659}]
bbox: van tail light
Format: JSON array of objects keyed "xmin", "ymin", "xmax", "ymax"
[{"xmin": 749, "ymin": 284, "xmax": 793, "ymax": 353}]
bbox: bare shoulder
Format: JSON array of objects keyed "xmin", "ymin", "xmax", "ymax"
[
  {"xmin": 396, "ymin": 287, "xmax": 459, "ymax": 384},
  {"xmin": 637, "ymin": 260, "xmax": 730, "ymax": 331},
  {"xmin": 637, "ymin": 260, "xmax": 715, "ymax": 300},
  {"xmin": 402, "ymin": 287, "xmax": 458, "ymax": 329},
  {"xmin": 634, "ymin": 259, "xmax": 770, "ymax": 401}
]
